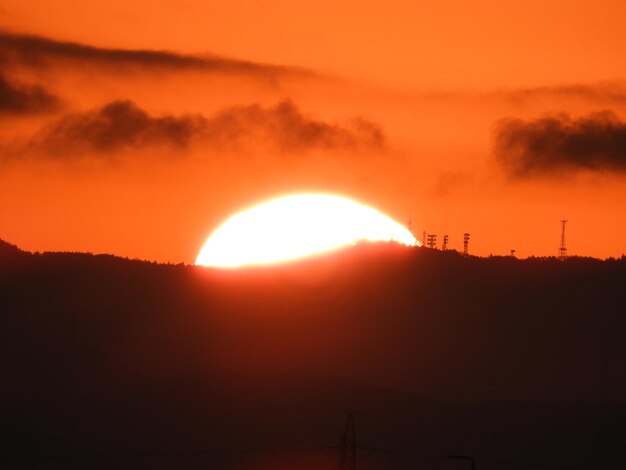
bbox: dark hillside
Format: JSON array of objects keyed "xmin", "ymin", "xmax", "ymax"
[
  {"xmin": 1, "ymin": 242, "xmax": 625, "ymax": 469},
  {"xmin": 0, "ymin": 238, "xmax": 26, "ymax": 262}
]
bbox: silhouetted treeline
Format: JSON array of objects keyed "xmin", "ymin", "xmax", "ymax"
[{"xmin": 1, "ymin": 239, "xmax": 625, "ymax": 469}]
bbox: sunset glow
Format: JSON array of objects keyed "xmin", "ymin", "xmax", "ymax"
[
  {"xmin": 195, "ymin": 194, "xmax": 417, "ymax": 267},
  {"xmin": 4, "ymin": 4, "xmax": 626, "ymax": 469}
]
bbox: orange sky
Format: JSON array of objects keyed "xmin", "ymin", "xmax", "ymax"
[{"xmin": 1, "ymin": 1, "xmax": 625, "ymax": 262}]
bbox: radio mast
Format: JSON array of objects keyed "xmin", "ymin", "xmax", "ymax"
[{"xmin": 559, "ymin": 220, "xmax": 567, "ymax": 260}]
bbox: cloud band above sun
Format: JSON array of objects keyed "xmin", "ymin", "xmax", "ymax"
[{"xmin": 196, "ymin": 194, "xmax": 417, "ymax": 268}]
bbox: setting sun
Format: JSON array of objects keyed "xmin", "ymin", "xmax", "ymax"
[{"xmin": 196, "ymin": 194, "xmax": 417, "ymax": 267}]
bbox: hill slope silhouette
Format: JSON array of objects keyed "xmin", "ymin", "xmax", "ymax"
[{"xmin": 1, "ymin": 241, "xmax": 625, "ymax": 469}]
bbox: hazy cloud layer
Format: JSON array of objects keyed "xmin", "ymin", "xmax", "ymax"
[
  {"xmin": 208, "ymin": 100, "xmax": 385, "ymax": 153},
  {"xmin": 494, "ymin": 111, "xmax": 626, "ymax": 177},
  {"xmin": 434, "ymin": 171, "xmax": 472, "ymax": 197},
  {"xmin": 0, "ymin": 31, "xmax": 309, "ymax": 78},
  {"xmin": 491, "ymin": 83, "xmax": 626, "ymax": 105},
  {"xmin": 415, "ymin": 83, "xmax": 626, "ymax": 108},
  {"xmin": 21, "ymin": 100, "xmax": 385, "ymax": 157},
  {"xmin": 0, "ymin": 74, "xmax": 59, "ymax": 114}
]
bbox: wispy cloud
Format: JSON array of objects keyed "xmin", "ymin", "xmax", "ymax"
[
  {"xmin": 409, "ymin": 82, "xmax": 626, "ymax": 108},
  {"xmin": 0, "ymin": 31, "xmax": 311, "ymax": 79},
  {"xmin": 494, "ymin": 111, "xmax": 626, "ymax": 177},
  {"xmin": 488, "ymin": 83, "xmax": 626, "ymax": 105},
  {"xmin": 434, "ymin": 171, "xmax": 472, "ymax": 197}
]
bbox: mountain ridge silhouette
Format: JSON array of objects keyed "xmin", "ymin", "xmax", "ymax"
[{"xmin": 2, "ymin": 238, "xmax": 625, "ymax": 468}]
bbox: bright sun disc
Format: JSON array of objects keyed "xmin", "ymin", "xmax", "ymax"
[{"xmin": 196, "ymin": 194, "xmax": 417, "ymax": 268}]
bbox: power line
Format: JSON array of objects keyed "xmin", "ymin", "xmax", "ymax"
[
  {"xmin": 1, "ymin": 446, "xmax": 595, "ymax": 470},
  {"xmin": 358, "ymin": 445, "xmax": 442, "ymax": 459},
  {"xmin": 2, "ymin": 446, "xmax": 339, "ymax": 462},
  {"xmin": 476, "ymin": 457, "xmax": 586, "ymax": 470},
  {"xmin": 450, "ymin": 454, "xmax": 476, "ymax": 470},
  {"xmin": 355, "ymin": 447, "xmax": 590, "ymax": 470}
]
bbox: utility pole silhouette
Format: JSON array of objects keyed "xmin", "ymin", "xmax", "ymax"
[
  {"xmin": 559, "ymin": 219, "xmax": 568, "ymax": 260},
  {"xmin": 339, "ymin": 412, "xmax": 357, "ymax": 470},
  {"xmin": 463, "ymin": 233, "xmax": 470, "ymax": 256},
  {"xmin": 510, "ymin": 249, "xmax": 516, "ymax": 257},
  {"xmin": 442, "ymin": 235, "xmax": 449, "ymax": 250}
]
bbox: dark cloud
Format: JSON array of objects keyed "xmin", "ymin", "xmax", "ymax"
[
  {"xmin": 494, "ymin": 111, "xmax": 626, "ymax": 177},
  {"xmin": 22, "ymin": 100, "xmax": 385, "ymax": 157},
  {"xmin": 0, "ymin": 74, "xmax": 59, "ymax": 114},
  {"xmin": 0, "ymin": 31, "xmax": 310, "ymax": 78},
  {"xmin": 36, "ymin": 100, "xmax": 206, "ymax": 155}
]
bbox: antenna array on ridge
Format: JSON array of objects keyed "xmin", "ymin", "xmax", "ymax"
[
  {"xmin": 463, "ymin": 233, "xmax": 470, "ymax": 256},
  {"xmin": 426, "ymin": 234, "xmax": 437, "ymax": 249},
  {"xmin": 559, "ymin": 220, "xmax": 568, "ymax": 260}
]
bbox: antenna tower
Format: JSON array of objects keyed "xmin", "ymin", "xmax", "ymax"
[
  {"xmin": 463, "ymin": 233, "xmax": 470, "ymax": 256},
  {"xmin": 339, "ymin": 413, "xmax": 357, "ymax": 470},
  {"xmin": 559, "ymin": 220, "xmax": 567, "ymax": 260},
  {"xmin": 442, "ymin": 235, "xmax": 449, "ymax": 250},
  {"xmin": 427, "ymin": 234, "xmax": 437, "ymax": 249}
]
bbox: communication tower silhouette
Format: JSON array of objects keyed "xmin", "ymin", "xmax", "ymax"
[
  {"xmin": 559, "ymin": 220, "xmax": 568, "ymax": 260},
  {"xmin": 339, "ymin": 413, "xmax": 357, "ymax": 470},
  {"xmin": 463, "ymin": 233, "xmax": 470, "ymax": 256},
  {"xmin": 510, "ymin": 249, "xmax": 516, "ymax": 257},
  {"xmin": 442, "ymin": 235, "xmax": 449, "ymax": 250},
  {"xmin": 427, "ymin": 234, "xmax": 437, "ymax": 249},
  {"xmin": 422, "ymin": 230, "xmax": 426, "ymax": 246}
]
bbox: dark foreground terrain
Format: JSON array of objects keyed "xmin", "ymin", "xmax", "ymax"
[{"xmin": 1, "ymin": 239, "xmax": 625, "ymax": 469}]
